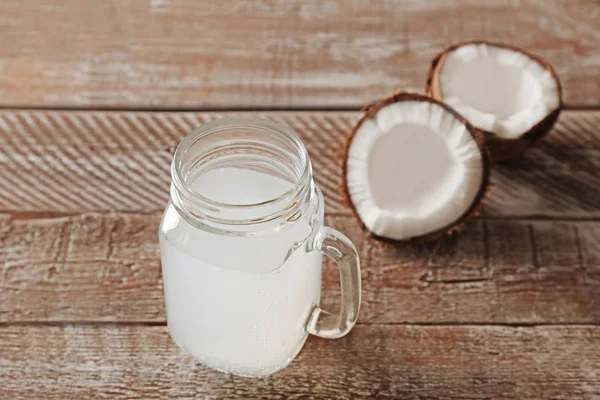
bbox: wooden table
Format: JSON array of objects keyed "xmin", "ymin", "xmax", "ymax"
[{"xmin": 1, "ymin": 1, "xmax": 599, "ymax": 398}]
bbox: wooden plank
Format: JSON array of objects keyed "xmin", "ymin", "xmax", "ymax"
[
  {"xmin": 0, "ymin": 213, "xmax": 164, "ymax": 322},
  {"xmin": 361, "ymin": 217, "xmax": 600, "ymax": 324},
  {"xmin": 2, "ymin": 213, "xmax": 599, "ymax": 324},
  {"xmin": 0, "ymin": 0, "xmax": 598, "ymax": 108},
  {"xmin": 0, "ymin": 110, "xmax": 599, "ymax": 217},
  {"xmin": 1, "ymin": 325, "xmax": 598, "ymax": 399}
]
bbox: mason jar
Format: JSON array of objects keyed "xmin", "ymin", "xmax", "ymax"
[{"xmin": 158, "ymin": 117, "xmax": 361, "ymax": 377}]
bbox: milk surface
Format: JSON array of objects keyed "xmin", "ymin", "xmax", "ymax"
[{"xmin": 160, "ymin": 168, "xmax": 322, "ymax": 376}]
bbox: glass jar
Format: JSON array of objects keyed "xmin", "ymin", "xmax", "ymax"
[{"xmin": 159, "ymin": 117, "xmax": 361, "ymax": 377}]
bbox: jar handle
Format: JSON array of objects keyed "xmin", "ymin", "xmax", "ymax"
[{"xmin": 306, "ymin": 226, "xmax": 361, "ymax": 339}]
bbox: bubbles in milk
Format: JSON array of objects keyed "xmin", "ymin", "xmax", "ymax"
[{"xmin": 160, "ymin": 167, "xmax": 322, "ymax": 377}]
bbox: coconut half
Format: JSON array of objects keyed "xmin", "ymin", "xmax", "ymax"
[
  {"xmin": 343, "ymin": 93, "xmax": 491, "ymax": 241},
  {"xmin": 427, "ymin": 41, "xmax": 562, "ymax": 162}
]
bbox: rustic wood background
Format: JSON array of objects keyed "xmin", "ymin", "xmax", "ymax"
[{"xmin": 1, "ymin": 1, "xmax": 599, "ymax": 399}]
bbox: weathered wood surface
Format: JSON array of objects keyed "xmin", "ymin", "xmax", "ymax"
[
  {"xmin": 2, "ymin": 212, "xmax": 599, "ymax": 324},
  {"xmin": 1, "ymin": 107, "xmax": 599, "ymax": 397},
  {"xmin": 0, "ymin": 0, "xmax": 598, "ymax": 108},
  {"xmin": 1, "ymin": 325, "xmax": 599, "ymax": 399},
  {"xmin": 1, "ymin": 110, "xmax": 599, "ymax": 218}
]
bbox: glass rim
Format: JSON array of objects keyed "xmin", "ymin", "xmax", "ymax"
[{"xmin": 171, "ymin": 116, "xmax": 314, "ymax": 230}]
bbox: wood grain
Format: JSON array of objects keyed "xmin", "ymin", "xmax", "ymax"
[
  {"xmin": 0, "ymin": 110, "xmax": 599, "ymax": 218},
  {"xmin": 1, "ymin": 325, "xmax": 598, "ymax": 399},
  {"xmin": 2, "ymin": 212, "xmax": 599, "ymax": 324},
  {"xmin": 0, "ymin": 0, "xmax": 598, "ymax": 108}
]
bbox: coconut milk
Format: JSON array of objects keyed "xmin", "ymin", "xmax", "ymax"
[{"xmin": 160, "ymin": 168, "xmax": 322, "ymax": 377}]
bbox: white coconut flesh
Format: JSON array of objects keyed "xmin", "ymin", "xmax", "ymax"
[
  {"xmin": 436, "ymin": 43, "xmax": 559, "ymax": 139},
  {"xmin": 346, "ymin": 100, "xmax": 485, "ymax": 240}
]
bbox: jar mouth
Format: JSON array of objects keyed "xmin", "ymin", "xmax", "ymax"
[{"xmin": 171, "ymin": 117, "xmax": 314, "ymax": 233}]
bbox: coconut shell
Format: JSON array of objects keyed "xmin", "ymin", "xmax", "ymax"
[
  {"xmin": 426, "ymin": 40, "xmax": 562, "ymax": 163},
  {"xmin": 342, "ymin": 92, "xmax": 492, "ymax": 242}
]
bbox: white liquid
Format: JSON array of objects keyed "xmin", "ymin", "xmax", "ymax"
[{"xmin": 160, "ymin": 168, "xmax": 322, "ymax": 377}]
